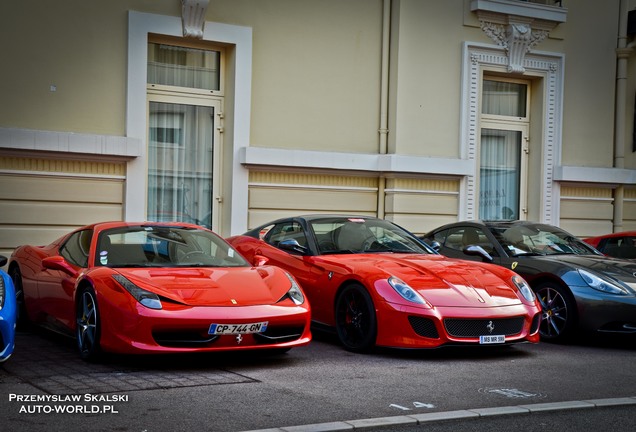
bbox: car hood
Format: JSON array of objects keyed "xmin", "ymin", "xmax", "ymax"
[
  {"xmin": 530, "ymin": 254, "xmax": 636, "ymax": 283},
  {"xmin": 320, "ymin": 254, "xmax": 522, "ymax": 308},
  {"xmin": 114, "ymin": 266, "xmax": 291, "ymax": 307}
]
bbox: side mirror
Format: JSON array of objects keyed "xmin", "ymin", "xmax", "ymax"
[
  {"xmin": 429, "ymin": 241, "xmax": 441, "ymax": 253},
  {"xmin": 278, "ymin": 239, "xmax": 309, "ymax": 255},
  {"xmin": 0, "ymin": 255, "xmax": 7, "ymax": 267},
  {"xmin": 253, "ymin": 254, "xmax": 269, "ymax": 267},
  {"xmin": 42, "ymin": 256, "xmax": 78, "ymax": 277},
  {"xmin": 463, "ymin": 245, "xmax": 493, "ymax": 262}
]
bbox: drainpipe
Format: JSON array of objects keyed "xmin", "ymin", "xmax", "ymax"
[
  {"xmin": 614, "ymin": 0, "xmax": 635, "ymax": 232},
  {"xmin": 377, "ymin": 0, "xmax": 391, "ymax": 219}
]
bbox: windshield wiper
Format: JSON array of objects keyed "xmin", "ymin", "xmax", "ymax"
[
  {"xmin": 372, "ymin": 248, "xmax": 418, "ymax": 254},
  {"xmin": 511, "ymin": 252, "xmax": 546, "ymax": 257}
]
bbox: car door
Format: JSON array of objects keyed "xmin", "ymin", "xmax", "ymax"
[
  {"xmin": 37, "ymin": 229, "xmax": 92, "ymax": 332},
  {"xmin": 430, "ymin": 226, "xmax": 498, "ymax": 262},
  {"xmin": 259, "ymin": 221, "xmax": 322, "ymax": 301}
]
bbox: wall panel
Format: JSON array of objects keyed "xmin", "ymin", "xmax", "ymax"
[
  {"xmin": 247, "ymin": 172, "xmax": 378, "ymax": 230},
  {"xmin": 559, "ymin": 186, "xmax": 613, "ymax": 237},
  {"xmin": 0, "ymin": 157, "xmax": 125, "ymax": 260}
]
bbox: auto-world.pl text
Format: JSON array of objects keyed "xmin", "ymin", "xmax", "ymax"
[{"xmin": 9, "ymin": 393, "xmax": 127, "ymax": 414}]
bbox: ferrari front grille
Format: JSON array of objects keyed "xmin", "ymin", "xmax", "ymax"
[
  {"xmin": 252, "ymin": 326, "xmax": 305, "ymax": 344},
  {"xmin": 444, "ymin": 317, "xmax": 525, "ymax": 338},
  {"xmin": 408, "ymin": 316, "xmax": 440, "ymax": 339},
  {"xmin": 153, "ymin": 331, "xmax": 220, "ymax": 347}
]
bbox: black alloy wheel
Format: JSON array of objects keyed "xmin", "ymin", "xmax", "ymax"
[
  {"xmin": 76, "ymin": 286, "xmax": 102, "ymax": 361},
  {"xmin": 535, "ymin": 282, "xmax": 577, "ymax": 342},
  {"xmin": 335, "ymin": 283, "xmax": 377, "ymax": 352}
]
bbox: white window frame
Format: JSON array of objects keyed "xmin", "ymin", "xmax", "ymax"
[
  {"xmin": 479, "ymin": 76, "xmax": 531, "ymax": 220},
  {"xmin": 461, "ymin": 42, "xmax": 564, "ymax": 225},
  {"xmin": 126, "ymin": 11, "xmax": 252, "ymax": 235}
]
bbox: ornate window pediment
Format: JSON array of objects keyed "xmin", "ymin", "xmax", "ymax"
[{"xmin": 470, "ymin": 0, "xmax": 567, "ymax": 73}]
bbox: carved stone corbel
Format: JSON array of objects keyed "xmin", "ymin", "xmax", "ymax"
[
  {"xmin": 480, "ymin": 17, "xmax": 550, "ymax": 73},
  {"xmin": 182, "ymin": 0, "xmax": 210, "ymax": 39}
]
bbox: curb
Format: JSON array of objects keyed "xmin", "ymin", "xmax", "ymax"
[{"xmin": 241, "ymin": 396, "xmax": 636, "ymax": 432}]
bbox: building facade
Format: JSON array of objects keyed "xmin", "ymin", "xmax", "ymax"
[{"xmin": 1, "ymin": 0, "xmax": 635, "ymax": 259}]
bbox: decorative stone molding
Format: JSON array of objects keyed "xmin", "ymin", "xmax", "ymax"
[
  {"xmin": 480, "ymin": 18, "xmax": 549, "ymax": 72},
  {"xmin": 181, "ymin": 0, "xmax": 210, "ymax": 39},
  {"xmin": 461, "ymin": 43, "xmax": 564, "ymax": 224},
  {"xmin": 471, "ymin": 0, "xmax": 566, "ymax": 73}
]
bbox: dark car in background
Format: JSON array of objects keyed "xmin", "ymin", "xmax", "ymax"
[
  {"xmin": 584, "ymin": 231, "xmax": 636, "ymax": 260},
  {"xmin": 422, "ymin": 220, "xmax": 636, "ymax": 342}
]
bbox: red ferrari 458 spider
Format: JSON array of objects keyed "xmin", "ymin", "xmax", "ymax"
[
  {"xmin": 227, "ymin": 215, "xmax": 541, "ymax": 352},
  {"xmin": 8, "ymin": 222, "xmax": 311, "ymax": 360}
]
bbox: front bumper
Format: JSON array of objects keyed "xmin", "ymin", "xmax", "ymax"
[
  {"xmin": 571, "ymin": 287, "xmax": 636, "ymax": 334},
  {"xmin": 375, "ymin": 300, "xmax": 541, "ymax": 349},
  {"xmin": 96, "ymin": 291, "xmax": 311, "ymax": 355}
]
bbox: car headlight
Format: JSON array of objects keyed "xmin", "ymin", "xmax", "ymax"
[
  {"xmin": 578, "ymin": 269, "xmax": 629, "ymax": 295},
  {"xmin": 388, "ymin": 276, "xmax": 428, "ymax": 305},
  {"xmin": 284, "ymin": 272, "xmax": 305, "ymax": 305},
  {"xmin": 112, "ymin": 275, "xmax": 163, "ymax": 309},
  {"xmin": 512, "ymin": 275, "xmax": 536, "ymax": 302}
]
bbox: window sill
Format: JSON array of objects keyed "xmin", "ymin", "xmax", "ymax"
[{"xmin": 470, "ymin": 0, "xmax": 567, "ymax": 24}]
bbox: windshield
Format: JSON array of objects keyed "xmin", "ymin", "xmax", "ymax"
[
  {"xmin": 309, "ymin": 217, "xmax": 433, "ymax": 255},
  {"xmin": 96, "ymin": 225, "xmax": 250, "ymax": 268},
  {"xmin": 490, "ymin": 223, "xmax": 601, "ymax": 257}
]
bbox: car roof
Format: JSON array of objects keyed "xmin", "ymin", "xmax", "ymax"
[
  {"xmin": 585, "ymin": 231, "xmax": 636, "ymax": 240},
  {"xmin": 257, "ymin": 214, "xmax": 380, "ymax": 225},
  {"xmin": 87, "ymin": 221, "xmax": 206, "ymax": 232},
  {"xmin": 426, "ymin": 220, "xmax": 555, "ymax": 235}
]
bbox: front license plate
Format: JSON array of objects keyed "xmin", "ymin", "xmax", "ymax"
[
  {"xmin": 209, "ymin": 322, "xmax": 268, "ymax": 335},
  {"xmin": 480, "ymin": 335, "xmax": 505, "ymax": 344}
]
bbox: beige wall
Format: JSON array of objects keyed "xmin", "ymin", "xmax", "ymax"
[
  {"xmin": 384, "ymin": 178, "xmax": 460, "ymax": 235},
  {"xmin": 559, "ymin": 185, "xmax": 614, "ymax": 237},
  {"xmin": 0, "ymin": 1, "xmax": 178, "ymax": 135},
  {"xmin": 625, "ymin": 187, "xmax": 636, "ymax": 231},
  {"xmin": 1, "ymin": 0, "xmax": 635, "ymax": 245},
  {"xmin": 560, "ymin": 0, "xmax": 620, "ymax": 168},
  {"xmin": 209, "ymin": 0, "xmax": 384, "ymax": 154},
  {"xmin": 247, "ymin": 172, "xmax": 379, "ymax": 228},
  {"xmin": 0, "ymin": 157, "xmax": 125, "ymax": 257}
]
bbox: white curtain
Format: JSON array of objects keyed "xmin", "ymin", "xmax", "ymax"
[
  {"xmin": 482, "ymin": 80, "xmax": 526, "ymax": 117},
  {"xmin": 148, "ymin": 102, "xmax": 215, "ymax": 228},
  {"xmin": 479, "ymin": 80, "xmax": 527, "ymax": 220},
  {"xmin": 479, "ymin": 129, "xmax": 521, "ymax": 220},
  {"xmin": 147, "ymin": 43, "xmax": 220, "ymax": 91}
]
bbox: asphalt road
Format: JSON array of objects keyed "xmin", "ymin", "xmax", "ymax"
[{"xmin": 1, "ymin": 329, "xmax": 635, "ymax": 432}]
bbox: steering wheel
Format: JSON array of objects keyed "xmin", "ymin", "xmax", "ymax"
[
  {"xmin": 361, "ymin": 237, "xmax": 379, "ymax": 251},
  {"xmin": 180, "ymin": 250, "xmax": 213, "ymax": 264}
]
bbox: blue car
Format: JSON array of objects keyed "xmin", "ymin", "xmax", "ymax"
[{"xmin": 0, "ymin": 255, "xmax": 16, "ymax": 362}]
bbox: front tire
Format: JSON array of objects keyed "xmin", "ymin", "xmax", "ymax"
[
  {"xmin": 535, "ymin": 282, "xmax": 577, "ymax": 342},
  {"xmin": 76, "ymin": 286, "xmax": 102, "ymax": 361},
  {"xmin": 335, "ymin": 284, "xmax": 377, "ymax": 352}
]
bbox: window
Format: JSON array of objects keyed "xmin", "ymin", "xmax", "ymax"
[
  {"xmin": 147, "ymin": 100, "xmax": 220, "ymax": 229},
  {"xmin": 482, "ymin": 80, "xmax": 527, "ymax": 118},
  {"xmin": 264, "ymin": 222, "xmax": 308, "ymax": 251},
  {"xmin": 147, "ymin": 41, "xmax": 222, "ymax": 93},
  {"xmin": 479, "ymin": 77, "xmax": 530, "ymax": 221},
  {"xmin": 146, "ymin": 36, "xmax": 224, "ymax": 231},
  {"xmin": 60, "ymin": 230, "xmax": 93, "ymax": 268},
  {"xmin": 441, "ymin": 227, "xmax": 494, "ymax": 255}
]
